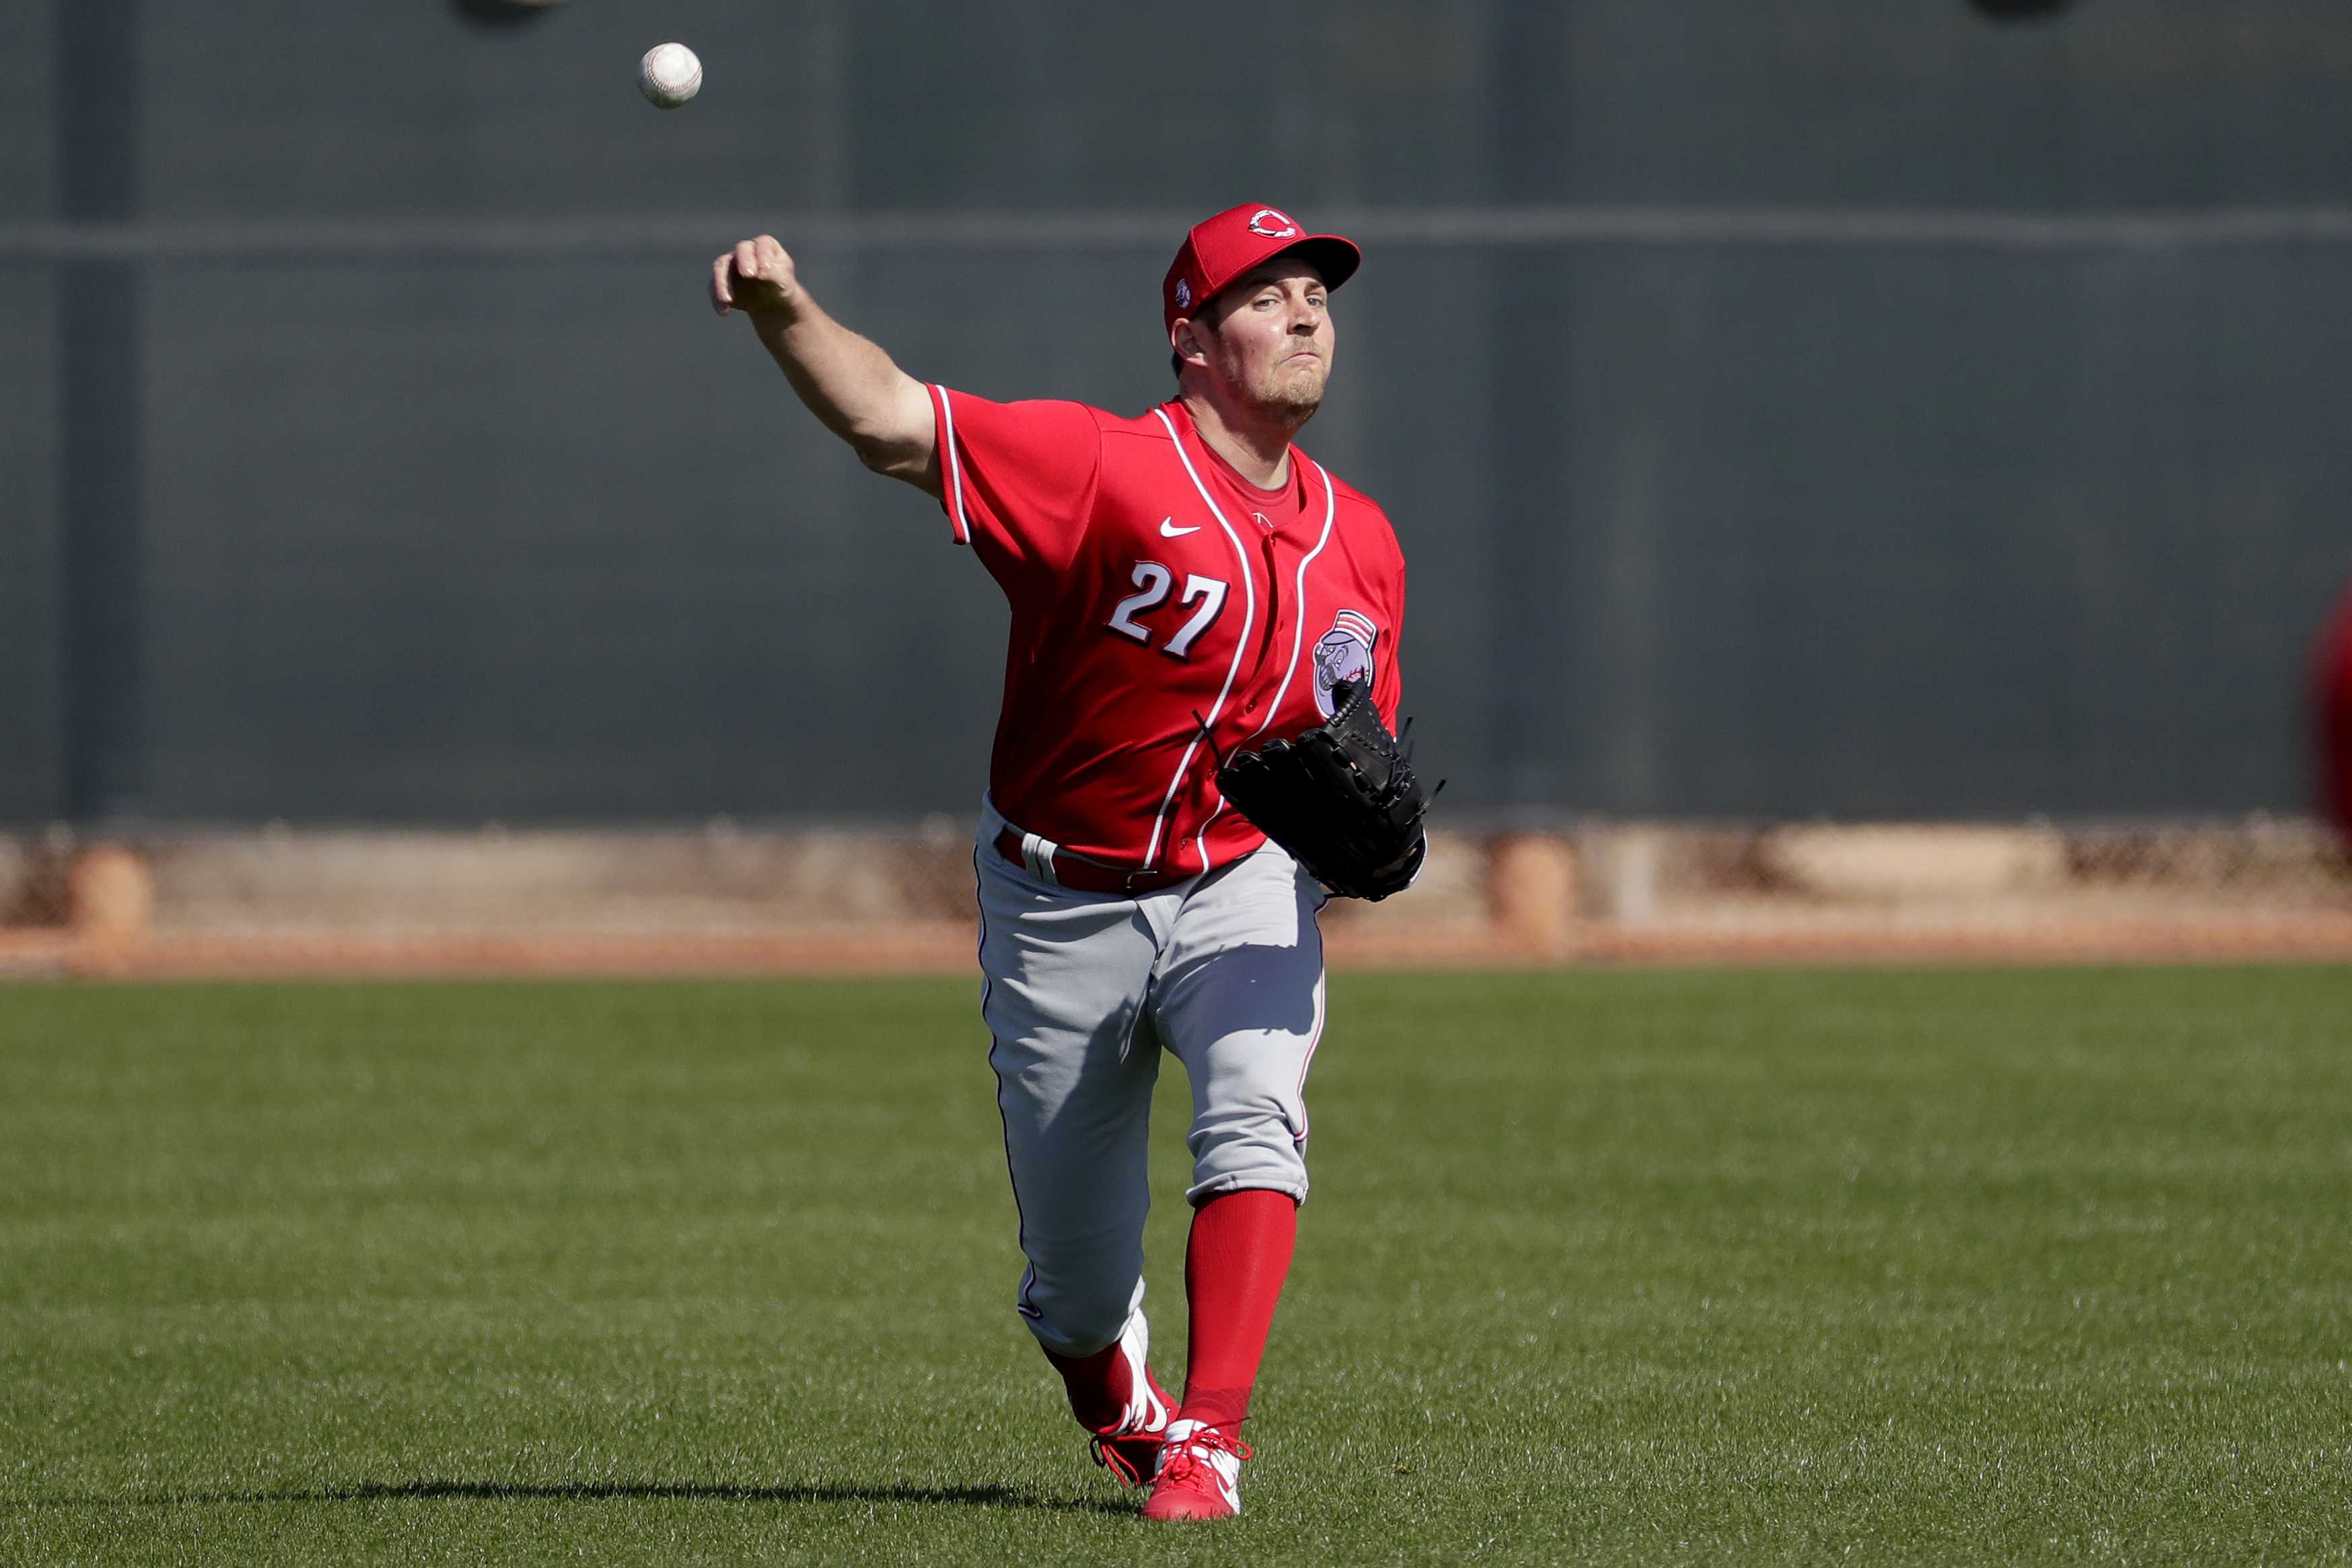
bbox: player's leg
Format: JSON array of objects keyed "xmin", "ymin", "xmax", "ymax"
[
  {"xmin": 973, "ymin": 832, "xmax": 1175, "ymax": 1465},
  {"xmin": 1136, "ymin": 842, "xmax": 1326, "ymax": 1518}
]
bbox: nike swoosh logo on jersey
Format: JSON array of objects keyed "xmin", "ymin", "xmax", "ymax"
[{"xmin": 1158, "ymin": 517, "xmax": 1202, "ymax": 537}]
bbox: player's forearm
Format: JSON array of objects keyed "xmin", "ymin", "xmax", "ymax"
[
  {"xmin": 750, "ymin": 296, "xmax": 939, "ymax": 489},
  {"xmin": 711, "ymin": 235, "xmax": 940, "ymax": 493}
]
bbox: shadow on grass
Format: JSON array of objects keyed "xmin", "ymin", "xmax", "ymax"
[{"xmin": 14, "ymin": 1478, "xmax": 1131, "ymax": 1516}]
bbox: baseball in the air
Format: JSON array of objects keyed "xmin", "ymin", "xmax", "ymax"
[{"xmin": 638, "ymin": 42, "xmax": 702, "ymax": 109}]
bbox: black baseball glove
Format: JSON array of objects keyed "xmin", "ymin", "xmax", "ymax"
[{"xmin": 1213, "ymin": 679, "xmax": 1436, "ymax": 901}]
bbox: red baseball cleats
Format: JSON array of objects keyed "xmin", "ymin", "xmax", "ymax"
[
  {"xmin": 1138, "ymin": 1419, "xmax": 1252, "ymax": 1520},
  {"xmin": 1090, "ymin": 1423, "xmax": 1167, "ymax": 1489}
]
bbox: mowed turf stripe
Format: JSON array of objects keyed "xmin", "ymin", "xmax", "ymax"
[{"xmin": 1, "ymin": 969, "xmax": 2348, "ymax": 1565}]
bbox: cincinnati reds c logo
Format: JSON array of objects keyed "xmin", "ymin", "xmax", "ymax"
[{"xmin": 1247, "ymin": 209, "xmax": 1299, "ymax": 239}]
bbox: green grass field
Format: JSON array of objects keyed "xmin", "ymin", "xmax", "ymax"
[{"xmin": 2, "ymin": 968, "xmax": 2348, "ymax": 1565}]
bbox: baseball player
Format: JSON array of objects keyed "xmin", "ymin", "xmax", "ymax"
[{"xmin": 711, "ymin": 203, "xmax": 1417, "ymax": 1521}]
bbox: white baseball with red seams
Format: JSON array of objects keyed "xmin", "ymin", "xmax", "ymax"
[{"xmin": 637, "ymin": 42, "xmax": 701, "ymax": 108}]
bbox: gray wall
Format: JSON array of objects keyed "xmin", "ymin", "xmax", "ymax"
[{"xmin": 7, "ymin": 0, "xmax": 2351, "ymax": 825}]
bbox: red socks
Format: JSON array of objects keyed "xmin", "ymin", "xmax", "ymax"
[
  {"xmin": 1042, "ymin": 1339, "xmax": 1139, "ymax": 1433},
  {"xmin": 1174, "ymin": 1188, "xmax": 1299, "ymax": 1431},
  {"xmin": 1037, "ymin": 1188, "xmax": 1299, "ymax": 1434}
]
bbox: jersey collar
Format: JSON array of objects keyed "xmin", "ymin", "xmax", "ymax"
[{"xmin": 1163, "ymin": 400, "xmax": 1318, "ymax": 523}]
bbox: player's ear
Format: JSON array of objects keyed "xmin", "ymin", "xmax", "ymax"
[{"xmin": 1170, "ymin": 318, "xmax": 1209, "ymax": 371}]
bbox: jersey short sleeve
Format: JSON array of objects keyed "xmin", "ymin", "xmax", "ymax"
[{"xmin": 928, "ymin": 387, "xmax": 1102, "ymax": 586}]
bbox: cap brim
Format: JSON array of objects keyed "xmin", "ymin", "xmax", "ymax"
[{"xmin": 1271, "ymin": 235, "xmax": 1361, "ymax": 292}]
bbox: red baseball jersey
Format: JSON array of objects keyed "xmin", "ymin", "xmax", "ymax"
[
  {"xmin": 927, "ymin": 386, "xmax": 1409, "ymax": 877},
  {"xmin": 2317, "ymin": 583, "xmax": 2352, "ymax": 845}
]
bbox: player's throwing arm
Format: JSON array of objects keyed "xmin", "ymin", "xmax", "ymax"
[{"xmin": 710, "ymin": 234, "xmax": 941, "ymax": 494}]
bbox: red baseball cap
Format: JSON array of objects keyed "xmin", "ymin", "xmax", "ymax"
[{"xmin": 1164, "ymin": 203, "xmax": 1361, "ymax": 332}]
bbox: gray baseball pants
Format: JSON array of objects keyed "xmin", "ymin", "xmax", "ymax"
[{"xmin": 974, "ymin": 796, "xmax": 1328, "ymax": 1359}]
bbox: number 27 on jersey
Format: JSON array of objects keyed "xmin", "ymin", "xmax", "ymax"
[{"xmin": 1107, "ymin": 563, "xmax": 1229, "ymax": 660}]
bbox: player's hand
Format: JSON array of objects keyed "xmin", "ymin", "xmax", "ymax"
[{"xmin": 711, "ymin": 236, "xmax": 801, "ymax": 320}]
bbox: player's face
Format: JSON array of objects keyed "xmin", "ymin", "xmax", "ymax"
[{"xmin": 1196, "ymin": 261, "xmax": 1334, "ymax": 423}]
